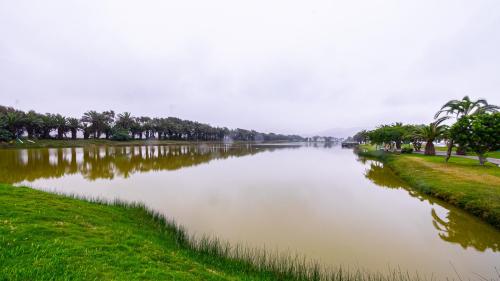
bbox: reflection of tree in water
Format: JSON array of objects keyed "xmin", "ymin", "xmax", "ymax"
[
  {"xmin": 362, "ymin": 157, "xmax": 500, "ymax": 253},
  {"xmin": 0, "ymin": 144, "xmax": 296, "ymax": 183},
  {"xmin": 364, "ymin": 161, "xmax": 410, "ymax": 189},
  {"xmin": 431, "ymin": 209, "xmax": 499, "ymax": 252}
]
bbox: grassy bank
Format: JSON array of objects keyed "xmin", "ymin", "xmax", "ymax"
[
  {"xmin": 358, "ymin": 145, "xmax": 500, "ymax": 229},
  {"xmin": 0, "ymin": 184, "xmax": 418, "ymax": 281}
]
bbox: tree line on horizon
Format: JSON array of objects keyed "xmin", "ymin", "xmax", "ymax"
[
  {"xmin": 0, "ymin": 106, "xmax": 304, "ymax": 143},
  {"xmin": 352, "ymin": 96, "xmax": 499, "ymax": 165}
]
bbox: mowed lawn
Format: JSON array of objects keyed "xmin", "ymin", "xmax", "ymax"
[
  {"xmin": 0, "ymin": 184, "xmax": 275, "ymax": 281},
  {"xmin": 385, "ymin": 153, "xmax": 500, "ymax": 228},
  {"xmin": 434, "ymin": 146, "xmax": 500, "ymax": 159}
]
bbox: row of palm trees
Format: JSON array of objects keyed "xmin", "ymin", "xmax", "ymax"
[
  {"xmin": 0, "ymin": 106, "xmax": 304, "ymax": 142},
  {"xmin": 356, "ymin": 96, "xmax": 499, "ymax": 158}
]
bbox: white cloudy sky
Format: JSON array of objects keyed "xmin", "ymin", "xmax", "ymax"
[{"xmin": 1, "ymin": 0, "xmax": 499, "ymax": 135}]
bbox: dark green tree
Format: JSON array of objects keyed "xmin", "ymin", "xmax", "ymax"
[{"xmin": 450, "ymin": 113, "xmax": 500, "ymax": 165}]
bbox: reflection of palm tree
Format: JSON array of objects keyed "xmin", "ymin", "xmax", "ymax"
[
  {"xmin": 431, "ymin": 209, "xmax": 499, "ymax": 252},
  {"xmin": 0, "ymin": 144, "xmax": 297, "ymax": 184},
  {"xmin": 363, "ymin": 159, "xmax": 500, "ymax": 252}
]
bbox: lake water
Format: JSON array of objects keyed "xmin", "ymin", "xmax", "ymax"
[{"xmin": 1, "ymin": 143, "xmax": 498, "ymax": 279}]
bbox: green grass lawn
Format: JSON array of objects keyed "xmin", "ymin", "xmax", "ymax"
[
  {"xmin": 396, "ymin": 144, "xmax": 500, "ymax": 159},
  {"xmin": 433, "ymin": 146, "xmax": 500, "ymax": 158},
  {"xmin": 358, "ymin": 145, "xmax": 500, "ymax": 229},
  {"xmin": 1, "ymin": 184, "xmax": 418, "ymax": 281},
  {"xmin": 0, "ymin": 184, "xmax": 265, "ymax": 281}
]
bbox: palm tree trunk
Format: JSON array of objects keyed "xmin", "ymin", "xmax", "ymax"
[
  {"xmin": 445, "ymin": 139, "xmax": 453, "ymax": 162},
  {"xmin": 424, "ymin": 141, "xmax": 435, "ymax": 155},
  {"xmin": 395, "ymin": 140, "xmax": 401, "ymax": 150}
]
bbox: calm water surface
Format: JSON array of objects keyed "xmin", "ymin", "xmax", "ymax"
[{"xmin": 1, "ymin": 144, "xmax": 499, "ymax": 278}]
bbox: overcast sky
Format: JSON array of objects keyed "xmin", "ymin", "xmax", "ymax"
[{"xmin": 1, "ymin": 0, "xmax": 499, "ymax": 136}]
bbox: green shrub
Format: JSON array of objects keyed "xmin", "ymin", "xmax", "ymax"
[
  {"xmin": 0, "ymin": 129, "xmax": 13, "ymax": 142},
  {"xmin": 401, "ymin": 147, "xmax": 413, "ymax": 154},
  {"xmin": 111, "ymin": 128, "xmax": 132, "ymax": 141}
]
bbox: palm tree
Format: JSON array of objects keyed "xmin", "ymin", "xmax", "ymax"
[
  {"xmin": 82, "ymin": 110, "xmax": 114, "ymax": 139},
  {"xmin": 435, "ymin": 95, "xmax": 499, "ymax": 119},
  {"xmin": 67, "ymin": 118, "xmax": 80, "ymax": 140},
  {"xmin": 0, "ymin": 114, "xmax": 12, "ymax": 141},
  {"xmin": 81, "ymin": 111, "xmax": 101, "ymax": 138},
  {"xmin": 4, "ymin": 111, "xmax": 25, "ymax": 139},
  {"xmin": 102, "ymin": 110, "xmax": 115, "ymax": 139},
  {"xmin": 138, "ymin": 117, "xmax": 152, "ymax": 139},
  {"xmin": 435, "ymin": 96, "xmax": 499, "ymax": 155},
  {"xmin": 54, "ymin": 114, "xmax": 68, "ymax": 139},
  {"xmin": 418, "ymin": 117, "xmax": 449, "ymax": 155},
  {"xmin": 36, "ymin": 113, "xmax": 57, "ymax": 139},
  {"xmin": 130, "ymin": 118, "xmax": 142, "ymax": 139},
  {"xmin": 24, "ymin": 110, "xmax": 43, "ymax": 139},
  {"xmin": 116, "ymin": 112, "xmax": 134, "ymax": 130},
  {"xmin": 81, "ymin": 123, "xmax": 91, "ymax": 139}
]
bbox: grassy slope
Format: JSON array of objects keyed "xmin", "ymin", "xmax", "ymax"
[
  {"xmin": 358, "ymin": 145, "xmax": 500, "ymax": 229},
  {"xmin": 0, "ymin": 184, "xmax": 279, "ymax": 281}
]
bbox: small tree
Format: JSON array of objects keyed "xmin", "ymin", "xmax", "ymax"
[
  {"xmin": 405, "ymin": 125, "xmax": 424, "ymax": 152},
  {"xmin": 367, "ymin": 123, "xmax": 408, "ymax": 150},
  {"xmin": 353, "ymin": 130, "xmax": 369, "ymax": 144},
  {"xmin": 450, "ymin": 113, "xmax": 500, "ymax": 165},
  {"xmin": 111, "ymin": 127, "xmax": 132, "ymax": 141}
]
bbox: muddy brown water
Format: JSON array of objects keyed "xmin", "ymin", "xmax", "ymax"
[{"xmin": 1, "ymin": 143, "xmax": 498, "ymax": 279}]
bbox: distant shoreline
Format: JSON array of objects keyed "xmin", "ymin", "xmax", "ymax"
[{"xmin": 0, "ymin": 139, "xmax": 307, "ymax": 149}]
